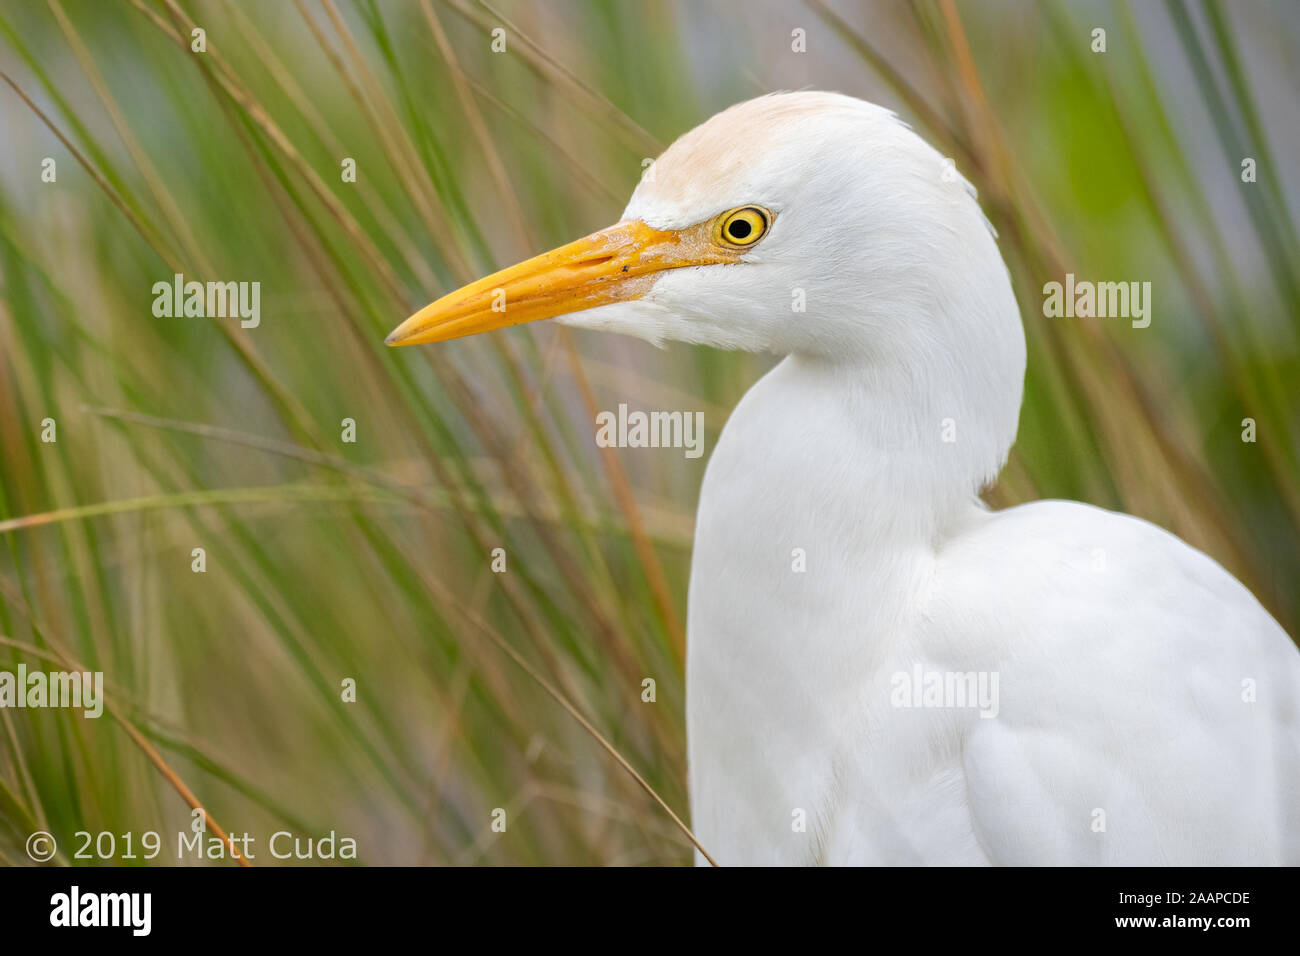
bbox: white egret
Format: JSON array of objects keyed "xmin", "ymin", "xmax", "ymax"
[{"xmin": 387, "ymin": 92, "xmax": 1300, "ymax": 865}]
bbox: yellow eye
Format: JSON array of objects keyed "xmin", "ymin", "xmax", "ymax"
[{"xmin": 715, "ymin": 206, "xmax": 772, "ymax": 248}]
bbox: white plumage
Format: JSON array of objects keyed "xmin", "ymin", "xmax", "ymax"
[
  {"xmin": 563, "ymin": 92, "xmax": 1300, "ymax": 866},
  {"xmin": 391, "ymin": 91, "xmax": 1300, "ymax": 866}
]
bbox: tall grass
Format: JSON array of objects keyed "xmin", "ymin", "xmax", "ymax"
[{"xmin": 0, "ymin": 0, "xmax": 1296, "ymax": 865}]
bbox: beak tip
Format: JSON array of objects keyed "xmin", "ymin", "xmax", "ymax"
[{"xmin": 384, "ymin": 329, "xmax": 403, "ymax": 346}]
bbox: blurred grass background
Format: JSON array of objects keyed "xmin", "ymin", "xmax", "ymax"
[{"xmin": 0, "ymin": 0, "xmax": 1296, "ymax": 865}]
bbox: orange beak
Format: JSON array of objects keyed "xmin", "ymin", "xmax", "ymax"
[{"xmin": 385, "ymin": 219, "xmax": 737, "ymax": 346}]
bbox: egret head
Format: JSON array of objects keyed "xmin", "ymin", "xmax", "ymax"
[
  {"xmin": 390, "ymin": 90, "xmax": 1020, "ymax": 352},
  {"xmin": 387, "ymin": 92, "xmax": 1025, "ymax": 481}
]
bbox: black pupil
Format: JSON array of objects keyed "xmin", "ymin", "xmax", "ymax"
[{"xmin": 728, "ymin": 218, "xmax": 753, "ymax": 240}]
